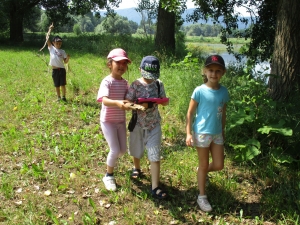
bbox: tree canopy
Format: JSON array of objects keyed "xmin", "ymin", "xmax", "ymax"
[
  {"xmin": 187, "ymin": 0, "xmax": 277, "ymax": 63},
  {"xmin": 186, "ymin": 0, "xmax": 300, "ymax": 100},
  {"xmin": 2, "ymin": 0, "xmax": 120, "ymax": 42},
  {"xmin": 94, "ymin": 15, "xmax": 138, "ymax": 35}
]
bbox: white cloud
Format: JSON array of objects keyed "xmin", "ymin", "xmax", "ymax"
[{"xmin": 117, "ymin": 0, "xmax": 137, "ymax": 9}]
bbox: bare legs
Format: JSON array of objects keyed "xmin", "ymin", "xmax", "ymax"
[
  {"xmin": 197, "ymin": 142, "xmax": 224, "ymax": 195},
  {"xmin": 132, "ymin": 157, "xmax": 164, "ymax": 197},
  {"xmin": 106, "ymin": 165, "xmax": 114, "ymax": 174},
  {"xmin": 55, "ymin": 85, "xmax": 66, "ymax": 98}
]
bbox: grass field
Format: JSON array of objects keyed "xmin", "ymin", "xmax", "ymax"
[
  {"xmin": 185, "ymin": 36, "xmax": 247, "ymax": 54},
  {"xmin": 0, "ymin": 37, "xmax": 299, "ymax": 225}
]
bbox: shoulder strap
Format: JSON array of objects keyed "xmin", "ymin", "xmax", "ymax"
[{"xmin": 156, "ymin": 80, "xmax": 160, "ymax": 97}]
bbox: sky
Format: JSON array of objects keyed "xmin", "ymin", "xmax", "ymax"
[{"xmin": 117, "ymin": 0, "xmax": 249, "ymax": 16}]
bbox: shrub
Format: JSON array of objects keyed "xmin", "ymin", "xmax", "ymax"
[{"xmin": 73, "ymin": 24, "xmax": 82, "ymax": 36}]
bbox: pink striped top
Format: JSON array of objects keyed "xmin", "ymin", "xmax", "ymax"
[{"xmin": 97, "ymin": 75, "xmax": 129, "ymax": 122}]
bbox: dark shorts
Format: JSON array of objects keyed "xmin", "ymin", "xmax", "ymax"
[{"xmin": 52, "ymin": 68, "xmax": 66, "ymax": 87}]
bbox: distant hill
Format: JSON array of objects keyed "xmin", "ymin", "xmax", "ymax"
[
  {"xmin": 99, "ymin": 8, "xmax": 143, "ymax": 25},
  {"xmin": 99, "ymin": 8, "xmax": 250, "ymax": 28}
]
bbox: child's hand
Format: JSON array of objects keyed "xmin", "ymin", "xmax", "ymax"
[
  {"xmin": 141, "ymin": 102, "xmax": 156, "ymax": 109},
  {"xmin": 141, "ymin": 102, "xmax": 150, "ymax": 109},
  {"xmin": 186, "ymin": 134, "xmax": 194, "ymax": 147},
  {"xmin": 66, "ymin": 54, "xmax": 70, "ymax": 61},
  {"xmin": 64, "ymin": 55, "xmax": 70, "ymax": 64},
  {"xmin": 120, "ymin": 100, "xmax": 131, "ymax": 111},
  {"xmin": 160, "ymin": 99, "xmax": 169, "ymax": 106},
  {"xmin": 123, "ymin": 101, "xmax": 146, "ymax": 111},
  {"xmin": 49, "ymin": 23, "xmax": 54, "ymax": 30}
]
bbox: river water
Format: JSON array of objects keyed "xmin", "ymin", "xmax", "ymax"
[{"xmin": 220, "ymin": 53, "xmax": 270, "ymax": 79}]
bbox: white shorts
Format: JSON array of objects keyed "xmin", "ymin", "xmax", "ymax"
[
  {"xmin": 128, "ymin": 124, "xmax": 162, "ymax": 162},
  {"xmin": 193, "ymin": 133, "xmax": 224, "ymax": 148}
]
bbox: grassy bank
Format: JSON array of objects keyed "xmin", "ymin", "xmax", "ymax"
[
  {"xmin": 185, "ymin": 36, "xmax": 248, "ymax": 54},
  {"xmin": 0, "ymin": 35, "xmax": 299, "ymax": 225}
]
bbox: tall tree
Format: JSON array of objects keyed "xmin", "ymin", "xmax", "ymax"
[
  {"xmin": 23, "ymin": 6, "xmax": 41, "ymax": 32},
  {"xmin": 268, "ymin": 0, "xmax": 300, "ymax": 100},
  {"xmin": 5, "ymin": 0, "xmax": 41, "ymax": 42},
  {"xmin": 95, "ymin": 15, "xmax": 138, "ymax": 35},
  {"xmin": 136, "ymin": 0, "xmax": 158, "ymax": 38},
  {"xmin": 156, "ymin": 0, "xmax": 187, "ymax": 53},
  {"xmin": 3, "ymin": 0, "xmax": 120, "ymax": 42},
  {"xmin": 136, "ymin": 0, "xmax": 185, "ymax": 53},
  {"xmin": 0, "ymin": 2, "xmax": 10, "ymax": 36},
  {"xmin": 155, "ymin": 1, "xmax": 176, "ymax": 53},
  {"xmin": 189, "ymin": 0, "xmax": 300, "ymax": 101}
]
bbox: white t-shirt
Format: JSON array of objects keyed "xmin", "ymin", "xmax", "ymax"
[{"xmin": 48, "ymin": 45, "xmax": 67, "ymax": 68}]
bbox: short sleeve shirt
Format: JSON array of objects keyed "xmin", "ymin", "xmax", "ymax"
[
  {"xmin": 48, "ymin": 45, "xmax": 67, "ymax": 68},
  {"xmin": 126, "ymin": 78, "xmax": 166, "ymax": 130},
  {"xmin": 192, "ymin": 84, "xmax": 229, "ymax": 134},
  {"xmin": 97, "ymin": 75, "xmax": 129, "ymax": 123}
]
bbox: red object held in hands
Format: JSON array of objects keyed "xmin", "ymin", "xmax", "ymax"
[
  {"xmin": 137, "ymin": 97, "xmax": 169, "ymax": 104},
  {"xmin": 97, "ymin": 97, "xmax": 169, "ymax": 104}
]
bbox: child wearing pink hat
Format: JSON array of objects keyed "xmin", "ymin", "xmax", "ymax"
[{"xmin": 97, "ymin": 48, "xmax": 132, "ymax": 191}]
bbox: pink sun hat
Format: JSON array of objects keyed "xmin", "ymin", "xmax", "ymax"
[{"xmin": 107, "ymin": 48, "xmax": 131, "ymax": 63}]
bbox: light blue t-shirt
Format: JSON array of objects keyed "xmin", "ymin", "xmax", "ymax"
[{"xmin": 191, "ymin": 84, "xmax": 229, "ymax": 135}]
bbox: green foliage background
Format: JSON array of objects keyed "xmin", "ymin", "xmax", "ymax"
[{"xmin": 0, "ymin": 34, "xmax": 299, "ymax": 224}]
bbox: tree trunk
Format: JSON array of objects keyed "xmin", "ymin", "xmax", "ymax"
[
  {"xmin": 268, "ymin": 0, "xmax": 300, "ymax": 100},
  {"xmin": 8, "ymin": 0, "xmax": 27, "ymax": 42},
  {"xmin": 155, "ymin": 1, "xmax": 176, "ymax": 54},
  {"xmin": 7, "ymin": 0, "xmax": 41, "ymax": 42},
  {"xmin": 10, "ymin": 10, "xmax": 24, "ymax": 42}
]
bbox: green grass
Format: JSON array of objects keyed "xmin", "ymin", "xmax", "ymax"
[
  {"xmin": 185, "ymin": 36, "xmax": 249, "ymax": 44},
  {"xmin": 185, "ymin": 36, "xmax": 248, "ymax": 54},
  {"xmin": 0, "ymin": 36, "xmax": 299, "ymax": 225}
]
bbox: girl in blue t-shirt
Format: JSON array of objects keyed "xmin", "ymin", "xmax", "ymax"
[{"xmin": 186, "ymin": 55, "xmax": 229, "ymax": 212}]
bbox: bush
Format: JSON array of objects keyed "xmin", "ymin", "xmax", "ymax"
[
  {"xmin": 73, "ymin": 24, "xmax": 82, "ymax": 36},
  {"xmin": 223, "ymin": 64, "xmax": 298, "ymax": 164}
]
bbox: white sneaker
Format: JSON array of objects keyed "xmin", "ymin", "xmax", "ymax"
[
  {"xmin": 102, "ymin": 176, "xmax": 117, "ymax": 191},
  {"xmin": 197, "ymin": 195, "xmax": 212, "ymax": 212}
]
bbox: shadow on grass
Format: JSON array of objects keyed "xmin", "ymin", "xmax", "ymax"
[
  {"xmin": 131, "ymin": 168, "xmax": 269, "ymax": 223},
  {"xmin": 127, "ymin": 171, "xmax": 256, "ymax": 224},
  {"xmin": 207, "ymin": 184, "xmax": 261, "ymax": 218}
]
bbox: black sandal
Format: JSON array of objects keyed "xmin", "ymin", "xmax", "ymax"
[
  {"xmin": 151, "ymin": 186, "xmax": 167, "ymax": 199},
  {"xmin": 131, "ymin": 168, "xmax": 142, "ymax": 179}
]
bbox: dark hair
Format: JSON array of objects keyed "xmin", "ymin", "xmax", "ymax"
[
  {"xmin": 107, "ymin": 58, "xmax": 128, "ymax": 72},
  {"xmin": 107, "ymin": 59, "xmax": 112, "ymax": 70},
  {"xmin": 52, "ymin": 36, "xmax": 63, "ymax": 42}
]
